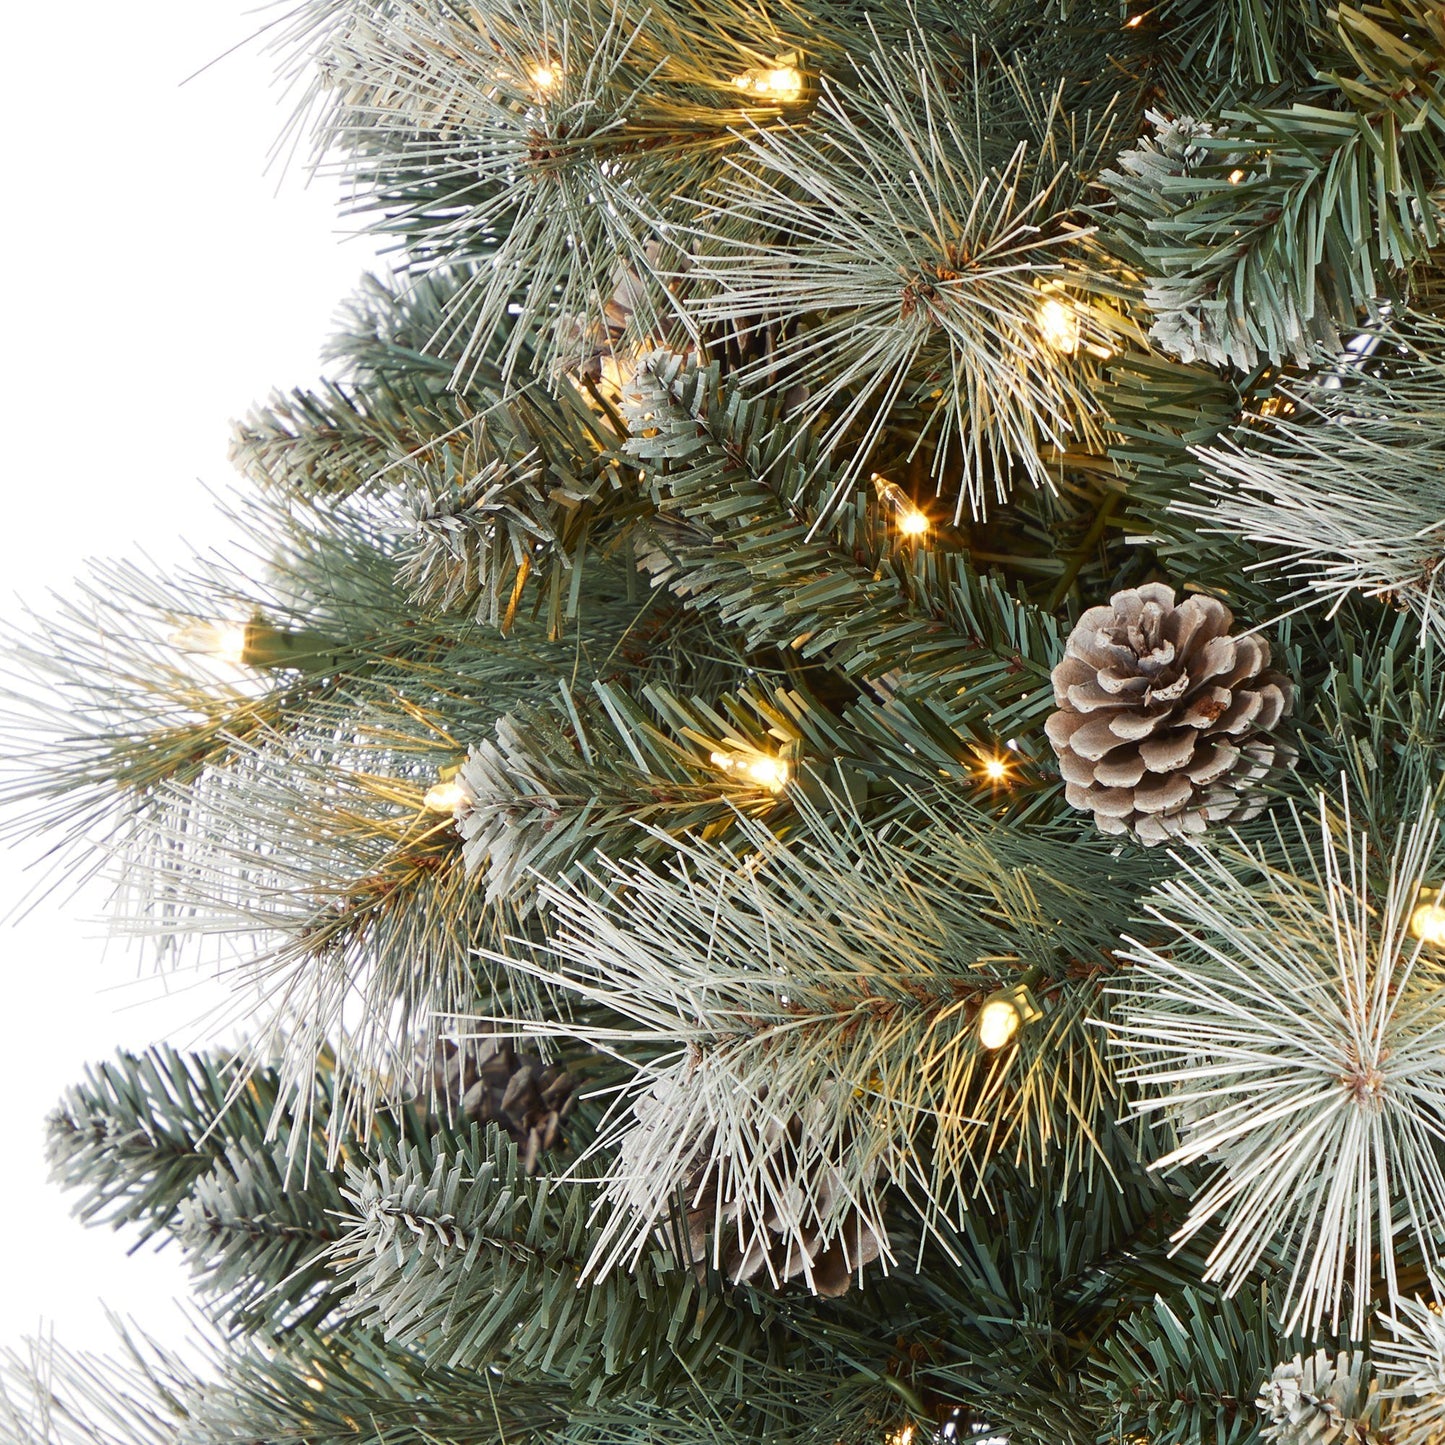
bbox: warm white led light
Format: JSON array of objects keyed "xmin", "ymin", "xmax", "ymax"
[
  {"xmin": 423, "ymin": 780, "xmax": 468, "ymax": 813},
  {"xmin": 871, "ymin": 473, "xmax": 931, "ymax": 540},
  {"xmin": 732, "ymin": 63, "xmax": 804, "ymax": 104},
  {"xmin": 170, "ymin": 620, "xmax": 248, "ymax": 666},
  {"xmin": 977, "ymin": 996, "xmax": 1023, "ymax": 1050},
  {"xmin": 1036, "ymin": 296, "xmax": 1081, "ymax": 354},
  {"xmin": 896, "ymin": 506, "xmax": 930, "ymax": 538},
  {"xmin": 711, "ymin": 749, "xmax": 790, "ymax": 793},
  {"xmin": 1411, "ymin": 900, "xmax": 1445, "ymax": 947}
]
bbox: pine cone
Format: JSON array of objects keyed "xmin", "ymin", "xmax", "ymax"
[
  {"xmin": 642, "ymin": 1082, "xmax": 884, "ymax": 1298},
  {"xmin": 427, "ymin": 1038, "xmax": 579, "ymax": 1174},
  {"xmin": 1045, "ymin": 583, "xmax": 1292, "ymax": 845},
  {"xmin": 1259, "ymin": 1351, "xmax": 1374, "ymax": 1445}
]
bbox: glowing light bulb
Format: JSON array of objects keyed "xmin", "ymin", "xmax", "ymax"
[
  {"xmin": 1228, "ymin": 168, "xmax": 1245, "ymax": 184},
  {"xmin": 981, "ymin": 757, "xmax": 1008, "ymax": 782},
  {"xmin": 710, "ymin": 749, "xmax": 790, "ymax": 793},
  {"xmin": 1036, "ymin": 296, "xmax": 1081, "ymax": 354},
  {"xmin": 732, "ymin": 56, "xmax": 804, "ymax": 104},
  {"xmin": 745, "ymin": 755, "xmax": 790, "ymax": 791},
  {"xmin": 1125, "ymin": 12, "xmax": 1144, "ymax": 25},
  {"xmin": 871, "ymin": 473, "xmax": 930, "ymax": 539},
  {"xmin": 1411, "ymin": 896, "xmax": 1445, "ymax": 946},
  {"xmin": 887, "ymin": 1428, "xmax": 916, "ymax": 1445},
  {"xmin": 896, "ymin": 506, "xmax": 930, "ymax": 538},
  {"xmin": 976, "ymin": 981, "xmax": 1042, "ymax": 1051},
  {"xmin": 424, "ymin": 780, "xmax": 468, "ymax": 813},
  {"xmin": 170, "ymin": 619, "xmax": 249, "ymax": 666},
  {"xmin": 1248, "ymin": 393, "xmax": 1297, "ymax": 423},
  {"xmin": 530, "ymin": 63, "xmax": 559, "ymax": 90},
  {"xmin": 977, "ymin": 996, "xmax": 1022, "ymax": 1050}
]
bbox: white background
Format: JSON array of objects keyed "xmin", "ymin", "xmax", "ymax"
[{"xmin": 1, "ymin": 1, "xmax": 381, "ymax": 1353}]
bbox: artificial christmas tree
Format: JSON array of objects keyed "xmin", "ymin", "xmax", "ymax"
[{"xmin": 7, "ymin": 0, "xmax": 1445, "ymax": 1442}]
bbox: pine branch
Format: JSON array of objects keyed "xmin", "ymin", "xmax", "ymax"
[
  {"xmin": 1100, "ymin": 2, "xmax": 1445, "ymax": 374},
  {"xmin": 1086, "ymin": 1289, "xmax": 1285, "ymax": 1445},
  {"xmin": 294, "ymin": 0, "xmax": 818, "ymax": 386},
  {"xmin": 485, "ymin": 792, "xmax": 1141, "ymax": 1290},
  {"xmin": 174, "ymin": 1136, "xmax": 347, "ymax": 1336},
  {"xmin": 45, "ymin": 1045, "xmax": 428, "ymax": 1337},
  {"xmin": 1179, "ymin": 317, "xmax": 1445, "ymax": 647},
  {"xmin": 228, "ymin": 374, "xmax": 464, "ymax": 502},
  {"xmin": 1377, "ymin": 1296, "xmax": 1445, "ymax": 1445},
  {"xmin": 46, "ymin": 1047, "xmax": 253, "ymax": 1247},
  {"xmin": 453, "ymin": 681, "xmax": 795, "ymax": 904},
  {"xmin": 1109, "ymin": 784, "xmax": 1445, "ymax": 1335},
  {"xmin": 625, "ymin": 353, "xmax": 1067, "ymax": 784},
  {"xmin": 682, "ymin": 30, "xmax": 1129, "ymax": 516},
  {"xmin": 0, "ymin": 1318, "xmax": 564, "ymax": 1445},
  {"xmin": 1153, "ymin": 0, "xmax": 1331, "ymax": 90},
  {"xmin": 331, "ymin": 1124, "xmax": 788, "ymax": 1397}
]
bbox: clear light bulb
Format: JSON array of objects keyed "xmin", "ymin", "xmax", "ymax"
[
  {"xmin": 530, "ymin": 63, "xmax": 559, "ymax": 90},
  {"xmin": 424, "ymin": 780, "xmax": 468, "ymax": 813},
  {"xmin": 743, "ymin": 755, "xmax": 790, "ymax": 791},
  {"xmin": 871, "ymin": 473, "xmax": 930, "ymax": 539},
  {"xmin": 896, "ymin": 506, "xmax": 930, "ymax": 538},
  {"xmin": 977, "ymin": 996, "xmax": 1023, "ymax": 1050},
  {"xmin": 1036, "ymin": 296, "xmax": 1081, "ymax": 354},
  {"xmin": 710, "ymin": 749, "xmax": 790, "ymax": 793},
  {"xmin": 732, "ymin": 58, "xmax": 804, "ymax": 104},
  {"xmin": 170, "ymin": 619, "xmax": 249, "ymax": 666},
  {"xmin": 981, "ymin": 757, "xmax": 1008, "ymax": 782}
]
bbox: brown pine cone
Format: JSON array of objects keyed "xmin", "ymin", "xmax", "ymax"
[
  {"xmin": 427, "ymin": 1037, "xmax": 579, "ymax": 1174},
  {"xmin": 1045, "ymin": 583, "xmax": 1293, "ymax": 845}
]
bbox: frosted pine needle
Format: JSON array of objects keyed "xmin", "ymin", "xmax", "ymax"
[
  {"xmin": 684, "ymin": 31, "xmax": 1125, "ymax": 521},
  {"xmin": 1376, "ymin": 1297, "xmax": 1445, "ymax": 1445},
  {"xmin": 1109, "ymin": 787, "xmax": 1445, "ymax": 1336},
  {"xmin": 1178, "ymin": 332, "xmax": 1445, "ymax": 647}
]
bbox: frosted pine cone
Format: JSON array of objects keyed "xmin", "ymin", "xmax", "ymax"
[
  {"xmin": 1045, "ymin": 583, "xmax": 1292, "ymax": 845},
  {"xmin": 1259, "ymin": 1351, "xmax": 1374, "ymax": 1445}
]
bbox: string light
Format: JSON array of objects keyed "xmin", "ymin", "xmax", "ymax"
[
  {"xmin": 710, "ymin": 749, "xmax": 791, "ymax": 793},
  {"xmin": 976, "ymin": 981, "xmax": 1043, "ymax": 1051},
  {"xmin": 1411, "ymin": 888, "xmax": 1445, "ymax": 947},
  {"xmin": 1036, "ymin": 296, "xmax": 1081, "ymax": 354},
  {"xmin": 731, "ymin": 54, "xmax": 805, "ymax": 104},
  {"xmin": 886, "ymin": 1427, "xmax": 916, "ymax": 1445},
  {"xmin": 981, "ymin": 757, "xmax": 1008, "ymax": 782},
  {"xmin": 871, "ymin": 473, "xmax": 930, "ymax": 539},
  {"xmin": 1228, "ymin": 168, "xmax": 1245, "ymax": 184},
  {"xmin": 977, "ymin": 997, "xmax": 1022, "ymax": 1050},
  {"xmin": 170, "ymin": 619, "xmax": 249, "ymax": 666},
  {"xmin": 171, "ymin": 619, "xmax": 345, "ymax": 673},
  {"xmin": 424, "ymin": 780, "xmax": 468, "ymax": 813},
  {"xmin": 530, "ymin": 63, "xmax": 560, "ymax": 90},
  {"xmin": 1253, "ymin": 394, "xmax": 1296, "ymax": 418},
  {"xmin": 1125, "ymin": 12, "xmax": 1145, "ymax": 25}
]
